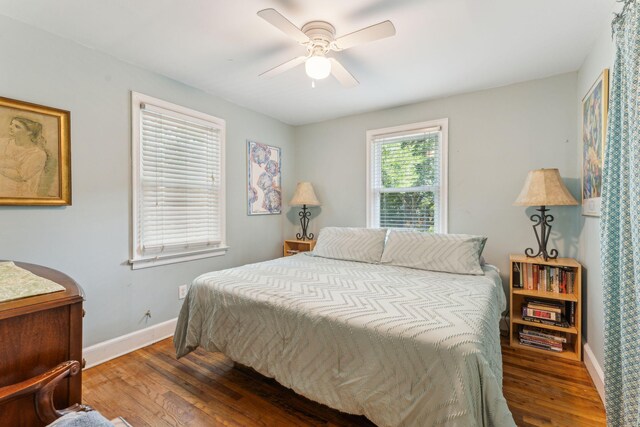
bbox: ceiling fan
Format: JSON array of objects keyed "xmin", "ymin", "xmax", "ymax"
[{"xmin": 257, "ymin": 8, "xmax": 396, "ymax": 87}]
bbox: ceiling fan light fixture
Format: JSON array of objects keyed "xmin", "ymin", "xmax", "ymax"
[
  {"xmin": 258, "ymin": 9, "xmax": 395, "ymax": 87},
  {"xmin": 305, "ymin": 55, "xmax": 331, "ymax": 80}
]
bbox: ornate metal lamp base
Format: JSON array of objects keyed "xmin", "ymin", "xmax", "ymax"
[
  {"xmin": 524, "ymin": 205, "xmax": 558, "ymax": 261},
  {"xmin": 296, "ymin": 204, "xmax": 314, "ymax": 241}
]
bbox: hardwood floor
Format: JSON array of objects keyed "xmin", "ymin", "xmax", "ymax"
[
  {"xmin": 83, "ymin": 338, "xmax": 606, "ymax": 426},
  {"xmin": 501, "ymin": 341, "xmax": 606, "ymax": 426}
]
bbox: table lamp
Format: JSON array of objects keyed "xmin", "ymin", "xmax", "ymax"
[
  {"xmin": 290, "ymin": 182, "xmax": 321, "ymax": 241},
  {"xmin": 513, "ymin": 168, "xmax": 578, "ymax": 260}
]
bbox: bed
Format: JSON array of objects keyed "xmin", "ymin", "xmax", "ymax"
[{"xmin": 174, "ymin": 229, "xmax": 516, "ymax": 427}]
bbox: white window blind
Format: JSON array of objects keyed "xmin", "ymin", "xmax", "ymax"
[
  {"xmin": 131, "ymin": 92, "xmax": 226, "ymax": 268},
  {"xmin": 367, "ymin": 119, "xmax": 448, "ymax": 233}
]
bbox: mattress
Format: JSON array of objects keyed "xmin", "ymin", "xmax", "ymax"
[{"xmin": 174, "ymin": 254, "xmax": 515, "ymax": 426}]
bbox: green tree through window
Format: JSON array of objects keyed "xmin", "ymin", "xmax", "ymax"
[{"xmin": 379, "ymin": 134, "xmax": 438, "ymax": 232}]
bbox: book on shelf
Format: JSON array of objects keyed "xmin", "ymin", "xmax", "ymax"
[
  {"xmin": 512, "ymin": 262, "xmax": 522, "ymax": 288},
  {"xmin": 520, "ymin": 326, "xmax": 567, "ymax": 343},
  {"xmin": 567, "ymin": 270, "xmax": 575, "ymax": 294},
  {"xmin": 522, "ymin": 307, "xmax": 560, "ymax": 321},
  {"xmin": 519, "ymin": 326, "xmax": 565, "ymax": 352},
  {"xmin": 519, "ymin": 336, "xmax": 563, "ymax": 350},
  {"xmin": 521, "ymin": 298, "xmax": 573, "ymax": 327},
  {"xmin": 518, "ymin": 339, "xmax": 563, "ymax": 352},
  {"xmin": 549, "ymin": 267, "xmax": 554, "ymax": 291},
  {"xmin": 512, "ymin": 262, "xmax": 576, "ymax": 295},
  {"xmin": 528, "ymin": 302, "xmax": 561, "ymax": 313},
  {"xmin": 526, "ymin": 298, "xmax": 564, "ymax": 312},
  {"xmin": 568, "ymin": 300, "xmax": 575, "ymax": 326},
  {"xmin": 521, "ymin": 314, "xmax": 571, "ymax": 328}
]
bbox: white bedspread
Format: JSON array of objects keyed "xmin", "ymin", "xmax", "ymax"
[{"xmin": 174, "ymin": 254, "xmax": 515, "ymax": 426}]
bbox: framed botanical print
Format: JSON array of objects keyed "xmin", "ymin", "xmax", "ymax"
[
  {"xmin": 0, "ymin": 96, "xmax": 71, "ymax": 205},
  {"xmin": 581, "ymin": 69, "xmax": 608, "ymax": 217},
  {"xmin": 247, "ymin": 140, "xmax": 281, "ymax": 215}
]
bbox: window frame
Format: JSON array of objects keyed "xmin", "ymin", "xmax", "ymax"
[
  {"xmin": 130, "ymin": 91, "xmax": 227, "ymax": 269},
  {"xmin": 365, "ymin": 118, "xmax": 448, "ymax": 233}
]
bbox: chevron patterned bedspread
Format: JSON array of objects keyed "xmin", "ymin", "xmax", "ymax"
[{"xmin": 174, "ymin": 254, "xmax": 516, "ymax": 427}]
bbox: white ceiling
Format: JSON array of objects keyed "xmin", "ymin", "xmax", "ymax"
[{"xmin": 0, "ymin": 0, "xmax": 613, "ymax": 125}]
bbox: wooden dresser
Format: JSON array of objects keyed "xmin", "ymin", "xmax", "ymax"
[{"xmin": 0, "ymin": 262, "xmax": 84, "ymax": 426}]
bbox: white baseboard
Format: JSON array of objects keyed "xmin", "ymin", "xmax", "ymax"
[
  {"xmin": 83, "ymin": 318, "xmax": 177, "ymax": 369},
  {"xmin": 584, "ymin": 343, "xmax": 605, "ymax": 405}
]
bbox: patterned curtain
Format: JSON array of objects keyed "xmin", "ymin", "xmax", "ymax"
[{"xmin": 600, "ymin": 1, "xmax": 640, "ymax": 426}]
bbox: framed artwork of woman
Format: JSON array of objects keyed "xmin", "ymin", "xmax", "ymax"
[{"xmin": 0, "ymin": 96, "xmax": 71, "ymax": 205}]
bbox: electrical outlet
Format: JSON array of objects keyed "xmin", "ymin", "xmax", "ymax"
[{"xmin": 179, "ymin": 284, "xmax": 188, "ymax": 299}]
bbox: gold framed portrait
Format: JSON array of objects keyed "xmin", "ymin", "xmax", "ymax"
[{"xmin": 0, "ymin": 96, "xmax": 71, "ymax": 205}]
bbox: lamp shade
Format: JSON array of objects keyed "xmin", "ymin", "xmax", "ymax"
[
  {"xmin": 514, "ymin": 168, "xmax": 578, "ymax": 207},
  {"xmin": 290, "ymin": 182, "xmax": 321, "ymax": 206}
]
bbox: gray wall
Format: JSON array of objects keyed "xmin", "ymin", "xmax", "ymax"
[
  {"xmin": 576, "ymin": 3, "xmax": 619, "ymax": 368},
  {"xmin": 0, "ymin": 16, "xmax": 295, "ymax": 346},
  {"xmin": 1, "ymin": 11, "xmax": 610, "ymax": 362},
  {"xmin": 293, "ymin": 73, "xmax": 580, "ymax": 287}
]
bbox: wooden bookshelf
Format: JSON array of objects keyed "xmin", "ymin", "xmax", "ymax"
[
  {"xmin": 509, "ymin": 254, "xmax": 582, "ymax": 361},
  {"xmin": 283, "ymin": 239, "xmax": 316, "ymax": 257}
]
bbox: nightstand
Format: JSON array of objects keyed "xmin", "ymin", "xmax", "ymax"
[
  {"xmin": 283, "ymin": 239, "xmax": 316, "ymax": 257},
  {"xmin": 509, "ymin": 254, "xmax": 582, "ymax": 361}
]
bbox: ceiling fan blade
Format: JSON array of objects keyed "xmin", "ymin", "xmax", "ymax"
[
  {"xmin": 329, "ymin": 58, "xmax": 359, "ymax": 88},
  {"xmin": 333, "ymin": 20, "xmax": 396, "ymax": 51},
  {"xmin": 257, "ymin": 9, "xmax": 310, "ymax": 44},
  {"xmin": 260, "ymin": 56, "xmax": 307, "ymax": 78}
]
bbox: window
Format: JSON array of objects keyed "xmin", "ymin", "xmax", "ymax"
[
  {"xmin": 366, "ymin": 119, "xmax": 448, "ymax": 233},
  {"xmin": 130, "ymin": 92, "xmax": 226, "ymax": 269}
]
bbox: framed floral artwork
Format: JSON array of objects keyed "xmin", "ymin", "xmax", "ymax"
[
  {"xmin": 581, "ymin": 69, "xmax": 608, "ymax": 217},
  {"xmin": 0, "ymin": 96, "xmax": 71, "ymax": 205},
  {"xmin": 247, "ymin": 140, "xmax": 281, "ymax": 215}
]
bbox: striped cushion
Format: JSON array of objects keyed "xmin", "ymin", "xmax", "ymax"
[
  {"xmin": 312, "ymin": 227, "xmax": 387, "ymax": 263},
  {"xmin": 381, "ymin": 230, "xmax": 487, "ymax": 275}
]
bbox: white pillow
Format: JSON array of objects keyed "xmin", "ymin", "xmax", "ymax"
[
  {"xmin": 380, "ymin": 230, "xmax": 487, "ymax": 275},
  {"xmin": 312, "ymin": 227, "xmax": 387, "ymax": 263}
]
